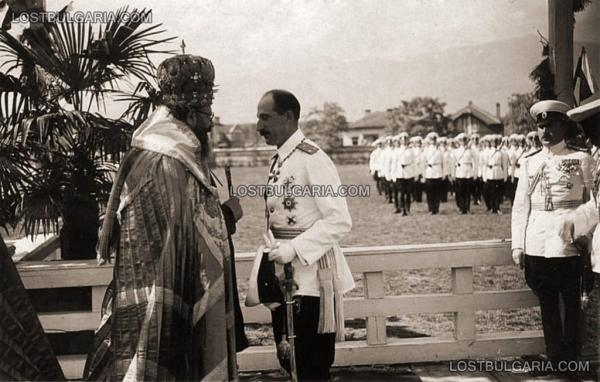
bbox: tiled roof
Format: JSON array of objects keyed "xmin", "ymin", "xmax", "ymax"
[{"xmin": 451, "ymin": 103, "xmax": 501, "ymax": 126}]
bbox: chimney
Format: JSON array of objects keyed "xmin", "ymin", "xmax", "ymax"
[
  {"xmin": 496, "ymin": 103, "xmax": 501, "ymax": 120},
  {"xmin": 365, "ymin": 109, "xmax": 371, "ymax": 114},
  {"xmin": 468, "ymin": 100, "xmax": 473, "ymax": 107}
]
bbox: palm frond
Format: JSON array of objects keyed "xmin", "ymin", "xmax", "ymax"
[
  {"xmin": 116, "ymin": 81, "xmax": 160, "ymax": 127},
  {"xmin": 87, "ymin": 7, "xmax": 175, "ymax": 82}
]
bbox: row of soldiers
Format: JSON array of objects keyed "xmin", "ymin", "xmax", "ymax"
[{"xmin": 368, "ymin": 131, "xmax": 543, "ymax": 215}]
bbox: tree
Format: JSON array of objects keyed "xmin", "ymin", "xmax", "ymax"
[
  {"xmin": 302, "ymin": 102, "xmax": 347, "ymax": 152},
  {"xmin": 386, "ymin": 97, "xmax": 450, "ymax": 137},
  {"xmin": 0, "ymin": 7, "xmax": 173, "ymax": 259},
  {"xmin": 503, "ymin": 92, "xmax": 538, "ymax": 135}
]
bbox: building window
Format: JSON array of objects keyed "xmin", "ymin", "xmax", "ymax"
[{"xmin": 352, "ymin": 137, "xmax": 359, "ymax": 146}]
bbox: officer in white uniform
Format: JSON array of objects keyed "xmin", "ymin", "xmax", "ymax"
[
  {"xmin": 411, "ymin": 136, "xmax": 425, "ymax": 203},
  {"xmin": 369, "ymin": 139, "xmax": 384, "ymax": 195},
  {"xmin": 423, "ymin": 132, "xmax": 445, "ymax": 214},
  {"xmin": 510, "ymin": 135, "xmax": 528, "ymax": 204},
  {"xmin": 470, "ymin": 133, "xmax": 484, "ymax": 205},
  {"xmin": 391, "ymin": 132, "xmax": 415, "ymax": 215},
  {"xmin": 254, "ymin": 89, "xmax": 355, "ymax": 380},
  {"xmin": 453, "ymin": 133, "xmax": 477, "ymax": 214},
  {"xmin": 560, "ymin": 94, "xmax": 600, "ymax": 273},
  {"xmin": 483, "ymin": 135, "xmax": 509, "ymax": 214},
  {"xmin": 512, "ymin": 100, "xmax": 592, "ymax": 365}
]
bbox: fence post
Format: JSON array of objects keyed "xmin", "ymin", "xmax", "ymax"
[
  {"xmin": 364, "ymin": 271, "xmax": 387, "ymax": 345},
  {"xmin": 91, "ymin": 285, "xmax": 107, "ymax": 314},
  {"xmin": 452, "ymin": 267, "xmax": 476, "ymax": 341}
]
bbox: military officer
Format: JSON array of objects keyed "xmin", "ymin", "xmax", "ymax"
[
  {"xmin": 411, "ymin": 136, "xmax": 425, "ymax": 203},
  {"xmin": 453, "ymin": 133, "xmax": 477, "ymax": 214},
  {"xmin": 470, "ymin": 133, "xmax": 484, "ymax": 205},
  {"xmin": 483, "ymin": 135, "xmax": 509, "ymax": 214},
  {"xmin": 254, "ymin": 89, "xmax": 355, "ymax": 380},
  {"xmin": 560, "ymin": 94, "xmax": 600, "ymax": 273},
  {"xmin": 391, "ymin": 132, "xmax": 415, "ymax": 215},
  {"xmin": 381, "ymin": 136, "xmax": 395, "ymax": 203},
  {"xmin": 512, "ymin": 100, "xmax": 592, "ymax": 366},
  {"xmin": 439, "ymin": 136, "xmax": 452, "ymax": 203},
  {"xmin": 423, "ymin": 132, "xmax": 445, "ymax": 214},
  {"xmin": 369, "ymin": 139, "xmax": 384, "ymax": 195}
]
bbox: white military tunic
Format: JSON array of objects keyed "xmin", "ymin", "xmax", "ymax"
[
  {"xmin": 512, "ymin": 141, "xmax": 592, "ymax": 258},
  {"xmin": 266, "ymin": 129, "xmax": 355, "ymax": 297},
  {"xmin": 422, "ymin": 146, "xmax": 444, "ymax": 179},
  {"xmin": 453, "ymin": 146, "xmax": 478, "ymax": 179},
  {"xmin": 391, "ymin": 145, "xmax": 415, "ymax": 179},
  {"xmin": 566, "ymin": 145, "xmax": 600, "ymax": 272}
]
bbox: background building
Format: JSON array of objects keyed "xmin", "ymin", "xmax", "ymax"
[{"xmin": 451, "ymin": 101, "xmax": 503, "ymax": 136}]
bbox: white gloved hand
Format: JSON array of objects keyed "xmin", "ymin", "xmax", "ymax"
[{"xmin": 512, "ymin": 249, "xmax": 524, "ymax": 269}]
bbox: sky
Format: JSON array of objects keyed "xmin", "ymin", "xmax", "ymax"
[{"xmin": 1, "ymin": 0, "xmax": 574, "ymax": 123}]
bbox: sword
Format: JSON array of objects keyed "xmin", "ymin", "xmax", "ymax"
[{"xmin": 282, "ymin": 263, "xmax": 298, "ymax": 382}]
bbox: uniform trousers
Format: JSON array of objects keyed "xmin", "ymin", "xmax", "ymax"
[
  {"xmin": 413, "ymin": 177, "xmax": 423, "ymax": 202},
  {"xmin": 454, "ymin": 178, "xmax": 473, "ymax": 214},
  {"xmin": 372, "ymin": 173, "xmax": 382, "ymax": 195},
  {"xmin": 394, "ymin": 178, "xmax": 414, "ymax": 213},
  {"xmin": 485, "ymin": 179, "xmax": 504, "ymax": 213},
  {"xmin": 425, "ymin": 178, "xmax": 443, "ymax": 214},
  {"xmin": 510, "ymin": 177, "xmax": 519, "ymax": 204},
  {"xmin": 272, "ymin": 296, "xmax": 336, "ymax": 381},
  {"xmin": 441, "ymin": 178, "xmax": 450, "ymax": 202},
  {"xmin": 472, "ymin": 177, "xmax": 483, "ymax": 204},
  {"xmin": 524, "ymin": 255, "xmax": 581, "ymax": 362}
]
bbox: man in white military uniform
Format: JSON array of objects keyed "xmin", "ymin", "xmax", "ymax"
[
  {"xmin": 369, "ymin": 139, "xmax": 384, "ymax": 195},
  {"xmin": 453, "ymin": 133, "xmax": 477, "ymax": 214},
  {"xmin": 423, "ymin": 132, "xmax": 445, "ymax": 214},
  {"xmin": 512, "ymin": 100, "xmax": 592, "ymax": 366},
  {"xmin": 411, "ymin": 136, "xmax": 425, "ymax": 203},
  {"xmin": 391, "ymin": 132, "xmax": 415, "ymax": 215},
  {"xmin": 255, "ymin": 89, "xmax": 355, "ymax": 380},
  {"xmin": 483, "ymin": 135, "xmax": 509, "ymax": 214}
]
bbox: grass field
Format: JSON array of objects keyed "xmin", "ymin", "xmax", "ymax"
[{"xmin": 212, "ymin": 164, "xmax": 542, "ymax": 346}]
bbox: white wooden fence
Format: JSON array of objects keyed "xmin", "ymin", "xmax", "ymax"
[{"xmin": 16, "ymin": 239, "xmax": 544, "ymax": 379}]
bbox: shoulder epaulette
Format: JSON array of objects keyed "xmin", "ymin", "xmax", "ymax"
[
  {"xmin": 567, "ymin": 144, "xmax": 591, "ymax": 154},
  {"xmin": 525, "ymin": 149, "xmax": 541, "ymax": 158},
  {"xmin": 297, "ymin": 141, "xmax": 319, "ymax": 154}
]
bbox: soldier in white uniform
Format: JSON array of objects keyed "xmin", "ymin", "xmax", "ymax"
[
  {"xmin": 470, "ymin": 133, "xmax": 484, "ymax": 205},
  {"xmin": 423, "ymin": 132, "xmax": 445, "ymax": 214},
  {"xmin": 411, "ymin": 136, "xmax": 425, "ymax": 203},
  {"xmin": 381, "ymin": 137, "xmax": 395, "ymax": 204},
  {"xmin": 254, "ymin": 89, "xmax": 355, "ymax": 380},
  {"xmin": 369, "ymin": 139, "xmax": 384, "ymax": 195},
  {"xmin": 439, "ymin": 137, "xmax": 452, "ymax": 203},
  {"xmin": 512, "ymin": 100, "xmax": 592, "ymax": 365},
  {"xmin": 483, "ymin": 135, "xmax": 509, "ymax": 214},
  {"xmin": 391, "ymin": 132, "xmax": 415, "ymax": 215},
  {"xmin": 453, "ymin": 133, "xmax": 477, "ymax": 214},
  {"xmin": 510, "ymin": 135, "xmax": 528, "ymax": 204}
]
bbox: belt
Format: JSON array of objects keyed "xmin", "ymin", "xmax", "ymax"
[
  {"xmin": 271, "ymin": 227, "xmax": 305, "ymax": 239},
  {"xmin": 531, "ymin": 200, "xmax": 582, "ymax": 211}
]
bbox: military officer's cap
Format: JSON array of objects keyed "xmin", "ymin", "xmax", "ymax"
[
  {"xmin": 529, "ymin": 100, "xmax": 571, "ymax": 124},
  {"xmin": 438, "ymin": 136, "xmax": 447, "ymax": 143},
  {"xmin": 517, "ymin": 134, "xmax": 526, "ymax": 141},
  {"xmin": 470, "ymin": 133, "xmax": 480, "ymax": 140},
  {"xmin": 526, "ymin": 131, "xmax": 538, "ymax": 139},
  {"xmin": 455, "ymin": 133, "xmax": 468, "ymax": 141},
  {"xmin": 398, "ymin": 132, "xmax": 409, "ymax": 138},
  {"xmin": 567, "ymin": 93, "xmax": 600, "ymax": 122},
  {"xmin": 509, "ymin": 133, "xmax": 518, "ymax": 141}
]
